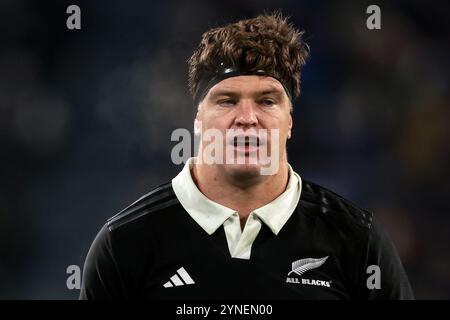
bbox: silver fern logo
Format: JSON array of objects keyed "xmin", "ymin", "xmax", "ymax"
[
  {"xmin": 286, "ymin": 256, "xmax": 331, "ymax": 287},
  {"xmin": 288, "ymin": 256, "xmax": 329, "ymax": 276}
]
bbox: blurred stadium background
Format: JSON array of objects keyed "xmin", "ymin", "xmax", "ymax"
[{"xmin": 0, "ymin": 0, "xmax": 449, "ymax": 299}]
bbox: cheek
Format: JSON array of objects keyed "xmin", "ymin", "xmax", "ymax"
[
  {"xmin": 198, "ymin": 117, "xmax": 229, "ymax": 143},
  {"xmin": 272, "ymin": 118, "xmax": 291, "ymax": 139},
  {"xmin": 202, "ymin": 119, "xmax": 227, "ymax": 134}
]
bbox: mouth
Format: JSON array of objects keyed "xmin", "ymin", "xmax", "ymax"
[
  {"xmin": 233, "ymin": 135, "xmax": 260, "ymax": 148},
  {"xmin": 230, "ymin": 135, "xmax": 263, "ymax": 155}
]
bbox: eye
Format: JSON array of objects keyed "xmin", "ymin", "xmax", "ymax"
[
  {"xmin": 218, "ymin": 99, "xmax": 237, "ymax": 107},
  {"xmin": 259, "ymin": 99, "xmax": 275, "ymax": 106}
]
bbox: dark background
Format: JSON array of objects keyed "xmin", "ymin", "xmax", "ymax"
[{"xmin": 0, "ymin": 0, "xmax": 449, "ymax": 299}]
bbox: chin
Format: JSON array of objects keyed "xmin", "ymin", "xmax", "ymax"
[{"xmin": 224, "ymin": 162, "xmax": 263, "ymax": 180}]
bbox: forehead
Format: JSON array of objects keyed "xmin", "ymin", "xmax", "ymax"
[{"xmin": 208, "ymin": 75, "xmax": 286, "ymax": 96}]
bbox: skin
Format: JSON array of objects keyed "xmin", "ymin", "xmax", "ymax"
[{"xmin": 192, "ymin": 75, "xmax": 293, "ymax": 229}]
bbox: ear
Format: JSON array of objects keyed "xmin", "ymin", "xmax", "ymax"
[
  {"xmin": 287, "ymin": 114, "xmax": 293, "ymax": 139},
  {"xmin": 194, "ymin": 118, "xmax": 201, "ymax": 136}
]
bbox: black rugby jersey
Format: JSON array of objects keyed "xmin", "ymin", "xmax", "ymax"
[{"xmin": 80, "ymin": 181, "xmax": 413, "ymax": 300}]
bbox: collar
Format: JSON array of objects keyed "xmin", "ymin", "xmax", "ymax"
[{"xmin": 172, "ymin": 157, "xmax": 302, "ymax": 235}]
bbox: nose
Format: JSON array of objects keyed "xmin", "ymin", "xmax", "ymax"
[{"xmin": 235, "ymin": 99, "xmax": 258, "ymax": 127}]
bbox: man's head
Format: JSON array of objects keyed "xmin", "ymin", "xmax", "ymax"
[{"xmin": 188, "ymin": 13, "xmax": 309, "ymax": 180}]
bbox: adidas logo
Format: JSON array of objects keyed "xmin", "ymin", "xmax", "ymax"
[{"xmin": 163, "ymin": 267, "xmax": 195, "ymax": 288}]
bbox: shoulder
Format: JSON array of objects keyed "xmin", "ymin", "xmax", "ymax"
[
  {"xmin": 299, "ymin": 179, "xmax": 373, "ymax": 230},
  {"xmin": 106, "ymin": 182, "xmax": 180, "ymax": 231}
]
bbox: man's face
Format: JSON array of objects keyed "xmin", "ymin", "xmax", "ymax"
[{"xmin": 195, "ymin": 75, "xmax": 293, "ymax": 179}]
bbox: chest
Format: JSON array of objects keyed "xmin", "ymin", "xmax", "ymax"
[{"xmin": 139, "ymin": 225, "xmax": 354, "ymax": 299}]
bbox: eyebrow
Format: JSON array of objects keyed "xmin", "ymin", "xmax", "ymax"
[
  {"xmin": 258, "ymin": 89, "xmax": 284, "ymax": 98},
  {"xmin": 208, "ymin": 88, "xmax": 285, "ymax": 100},
  {"xmin": 208, "ymin": 90, "xmax": 240, "ymax": 99}
]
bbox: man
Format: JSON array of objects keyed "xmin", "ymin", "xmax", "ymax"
[{"xmin": 80, "ymin": 13, "xmax": 413, "ymax": 299}]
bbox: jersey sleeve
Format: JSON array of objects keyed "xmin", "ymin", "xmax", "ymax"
[
  {"xmin": 79, "ymin": 224, "xmax": 128, "ymax": 300},
  {"xmin": 358, "ymin": 219, "xmax": 414, "ymax": 300}
]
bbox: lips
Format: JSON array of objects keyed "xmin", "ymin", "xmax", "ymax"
[
  {"xmin": 227, "ymin": 134, "xmax": 266, "ymax": 155},
  {"xmin": 232, "ymin": 135, "xmax": 260, "ymax": 147}
]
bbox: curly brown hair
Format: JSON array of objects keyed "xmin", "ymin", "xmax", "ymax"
[{"xmin": 188, "ymin": 12, "xmax": 309, "ymax": 105}]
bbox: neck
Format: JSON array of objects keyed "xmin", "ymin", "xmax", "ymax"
[{"xmin": 191, "ymin": 159, "xmax": 290, "ymax": 226}]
